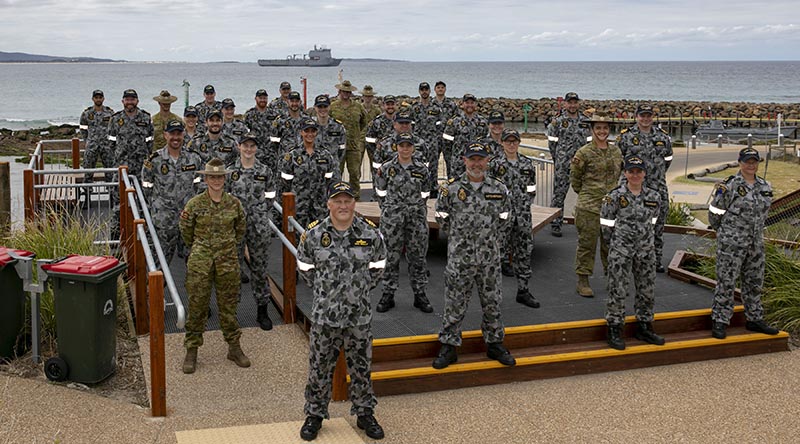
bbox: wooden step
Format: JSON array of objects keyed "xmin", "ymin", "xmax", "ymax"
[{"xmin": 360, "ymin": 307, "xmax": 790, "ymax": 397}]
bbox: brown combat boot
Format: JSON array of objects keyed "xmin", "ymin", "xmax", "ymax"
[
  {"xmin": 227, "ymin": 341, "xmax": 251, "ymax": 368},
  {"xmin": 576, "ymin": 275, "xmax": 594, "ymax": 298},
  {"xmin": 182, "ymin": 347, "xmax": 197, "ymax": 374}
]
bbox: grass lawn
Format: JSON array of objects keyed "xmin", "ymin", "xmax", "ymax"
[{"xmin": 674, "ymin": 158, "xmax": 800, "ymax": 199}]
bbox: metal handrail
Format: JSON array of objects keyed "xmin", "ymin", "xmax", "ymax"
[
  {"xmin": 120, "ymin": 171, "xmax": 186, "ymax": 329},
  {"xmin": 268, "ymin": 219, "xmax": 298, "ymax": 257},
  {"xmin": 33, "ymin": 168, "xmax": 117, "ymax": 175},
  {"xmin": 272, "ymin": 201, "xmax": 306, "ymax": 235}
]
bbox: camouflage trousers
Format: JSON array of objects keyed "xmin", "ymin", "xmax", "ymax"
[
  {"xmin": 574, "ymin": 208, "xmax": 609, "ymax": 276},
  {"xmin": 305, "ymin": 322, "xmax": 377, "ymax": 419},
  {"xmin": 339, "ymin": 145, "xmax": 364, "ymax": 200},
  {"xmin": 110, "ymin": 158, "xmax": 146, "ymax": 235},
  {"xmin": 653, "ymin": 188, "xmax": 669, "ymax": 264},
  {"xmin": 712, "ymin": 239, "xmax": 765, "ymax": 324},
  {"xmin": 605, "ymin": 244, "xmax": 656, "ymax": 325},
  {"xmin": 550, "ymin": 159, "xmax": 572, "ymax": 227},
  {"xmin": 81, "ymin": 143, "xmax": 115, "ymax": 183},
  {"xmin": 440, "ymin": 261, "xmax": 505, "ymax": 346},
  {"xmin": 427, "ymin": 146, "xmax": 443, "ymax": 193},
  {"xmin": 502, "ymin": 214, "xmax": 533, "ymax": 290},
  {"xmin": 239, "ymin": 212, "xmax": 272, "ymax": 306},
  {"xmin": 153, "ymin": 216, "xmax": 184, "ymax": 268},
  {"xmin": 380, "ymin": 208, "xmax": 429, "ymax": 295},
  {"xmin": 184, "ymin": 246, "xmax": 241, "ymax": 349}
]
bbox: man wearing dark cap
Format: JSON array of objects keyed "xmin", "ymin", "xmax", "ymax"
[
  {"xmin": 432, "ymin": 81, "xmax": 460, "ymax": 123},
  {"xmin": 271, "ymin": 91, "xmax": 311, "ymax": 154},
  {"xmin": 616, "ymin": 103, "xmax": 673, "ymax": 272},
  {"xmin": 152, "ymin": 90, "xmax": 181, "ymax": 151},
  {"xmin": 372, "ymin": 111, "xmax": 431, "ymax": 175},
  {"xmin": 411, "ymin": 82, "xmax": 445, "ymax": 195},
  {"xmin": 278, "ymin": 118, "xmax": 341, "ymax": 227},
  {"xmin": 364, "ymin": 95, "xmax": 397, "ymax": 167},
  {"xmin": 707, "ymin": 148, "xmax": 779, "ymax": 340},
  {"xmin": 600, "ymin": 154, "xmax": 665, "ymax": 350},
  {"xmin": 226, "ymin": 132, "xmax": 277, "ymax": 331},
  {"xmin": 433, "ymin": 142, "xmax": 516, "ymax": 370},
  {"xmin": 546, "ymin": 91, "xmax": 592, "ymax": 237},
  {"xmin": 311, "ymin": 94, "xmax": 347, "ymax": 163},
  {"xmin": 79, "ymin": 89, "xmax": 115, "ymax": 183},
  {"xmin": 220, "ymin": 98, "xmax": 248, "ymax": 144},
  {"xmin": 244, "ymin": 89, "xmax": 283, "ymax": 171},
  {"xmin": 480, "ymin": 110, "xmax": 506, "ymax": 156},
  {"xmin": 268, "ymin": 81, "xmax": 294, "ymax": 116},
  {"xmin": 141, "ymin": 120, "xmax": 204, "ymax": 266},
  {"xmin": 194, "ymin": 84, "xmax": 222, "ymax": 124},
  {"xmin": 186, "ymin": 109, "xmax": 239, "ymax": 165},
  {"xmin": 296, "ymin": 181, "xmax": 387, "ymax": 442},
  {"xmin": 488, "ymin": 129, "xmax": 540, "ymax": 308},
  {"xmin": 442, "ymin": 94, "xmax": 488, "ymax": 179},
  {"xmin": 182, "ymin": 106, "xmax": 204, "ymax": 145},
  {"xmin": 329, "ymin": 80, "xmax": 368, "ymax": 199}
]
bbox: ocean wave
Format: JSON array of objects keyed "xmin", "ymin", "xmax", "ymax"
[{"xmin": 0, "ymin": 117, "xmax": 79, "ymax": 130}]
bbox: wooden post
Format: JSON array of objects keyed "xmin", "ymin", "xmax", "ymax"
[
  {"xmin": 0, "ymin": 162, "xmax": 10, "ymax": 235},
  {"xmin": 148, "ymin": 271, "xmax": 167, "ymax": 417},
  {"xmin": 23, "ymin": 169, "xmax": 34, "ymax": 222},
  {"xmin": 332, "ymin": 349, "xmax": 348, "ymax": 402},
  {"xmin": 133, "ymin": 218, "xmax": 149, "ymax": 335},
  {"xmin": 281, "ymin": 192, "xmax": 297, "ymax": 324},
  {"xmin": 71, "ymin": 138, "xmax": 80, "ymax": 170}
]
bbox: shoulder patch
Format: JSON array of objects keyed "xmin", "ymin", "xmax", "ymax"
[
  {"xmin": 307, "ymin": 219, "xmax": 320, "ymax": 230},
  {"xmin": 620, "ymin": 128, "xmax": 629, "ymax": 135},
  {"xmin": 363, "ymin": 217, "xmax": 378, "ymax": 228},
  {"xmin": 447, "ymin": 177, "xmax": 457, "ymax": 184}
]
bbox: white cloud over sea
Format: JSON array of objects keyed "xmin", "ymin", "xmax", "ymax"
[{"xmin": 3, "ymin": 0, "xmax": 799, "ymax": 62}]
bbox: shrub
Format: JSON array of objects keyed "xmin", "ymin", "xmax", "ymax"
[{"xmin": 666, "ymin": 198, "xmax": 693, "ymax": 226}]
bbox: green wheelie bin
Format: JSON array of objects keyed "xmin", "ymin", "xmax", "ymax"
[
  {"xmin": 41, "ymin": 255, "xmax": 127, "ymax": 383},
  {"xmin": 0, "ymin": 247, "xmax": 35, "ymax": 360}
]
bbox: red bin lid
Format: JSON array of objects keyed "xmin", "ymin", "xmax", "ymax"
[
  {"xmin": 0, "ymin": 247, "xmax": 35, "ymax": 267},
  {"xmin": 42, "ymin": 255, "xmax": 121, "ymax": 275}
]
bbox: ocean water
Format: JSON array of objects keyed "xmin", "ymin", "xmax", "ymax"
[{"xmin": 1, "ymin": 60, "xmax": 799, "ymax": 130}]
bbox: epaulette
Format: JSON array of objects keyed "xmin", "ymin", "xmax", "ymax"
[
  {"xmin": 140, "ymin": 109, "xmax": 151, "ymax": 116},
  {"xmin": 363, "ymin": 217, "xmax": 378, "ymax": 228},
  {"xmin": 307, "ymin": 219, "xmax": 320, "ymax": 230},
  {"xmin": 334, "ymin": 118, "xmax": 342, "ymax": 124},
  {"xmin": 658, "ymin": 127, "xmax": 668, "ymax": 134},
  {"xmin": 619, "ymin": 128, "xmax": 629, "ymax": 135},
  {"xmin": 147, "ymin": 151, "xmax": 159, "ymax": 161},
  {"xmin": 447, "ymin": 177, "xmax": 457, "ymax": 183},
  {"xmin": 84, "ymin": 106, "xmax": 93, "ymax": 111},
  {"xmin": 723, "ymin": 174, "xmax": 736, "ymax": 184}
]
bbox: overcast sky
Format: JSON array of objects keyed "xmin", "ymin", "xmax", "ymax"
[{"xmin": 4, "ymin": 0, "xmax": 799, "ymax": 62}]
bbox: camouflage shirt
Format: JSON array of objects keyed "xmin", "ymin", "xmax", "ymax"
[
  {"xmin": 296, "ymin": 216, "xmax": 386, "ymax": 328},
  {"xmin": 267, "ymin": 97, "xmax": 291, "ymax": 117},
  {"xmin": 313, "ymin": 117, "xmax": 347, "ymax": 163},
  {"xmin": 442, "ymin": 113, "xmax": 488, "ymax": 152},
  {"xmin": 364, "ymin": 114, "xmax": 395, "ymax": 161},
  {"xmin": 374, "ymin": 157, "xmax": 432, "ymax": 212},
  {"xmin": 225, "ymin": 158, "xmax": 277, "ymax": 219},
  {"xmin": 194, "ymin": 100, "xmax": 222, "ymax": 124},
  {"xmin": 411, "ymin": 99, "xmax": 444, "ymax": 148},
  {"xmin": 222, "ymin": 119, "xmax": 249, "ymax": 145},
  {"xmin": 186, "ymin": 133, "xmax": 239, "ymax": 165},
  {"xmin": 488, "ymin": 154, "xmax": 537, "ymax": 215},
  {"xmin": 243, "ymin": 106, "xmax": 282, "ymax": 150},
  {"xmin": 616, "ymin": 125, "xmax": 673, "ymax": 191},
  {"xmin": 570, "ymin": 142, "xmax": 623, "ymax": 213},
  {"xmin": 141, "ymin": 147, "xmax": 204, "ymax": 221},
  {"xmin": 432, "ymin": 97, "xmax": 460, "ymax": 123},
  {"xmin": 179, "ymin": 190, "xmax": 246, "ymax": 254},
  {"xmin": 79, "ymin": 105, "xmax": 114, "ymax": 149},
  {"xmin": 329, "ymin": 99, "xmax": 367, "ymax": 151},
  {"xmin": 478, "ymin": 134, "xmax": 503, "ymax": 158},
  {"xmin": 708, "ymin": 172, "xmax": 772, "ymax": 243},
  {"xmin": 374, "ymin": 132, "xmax": 430, "ymax": 169},
  {"xmin": 546, "ymin": 110, "xmax": 592, "ymax": 164},
  {"xmin": 279, "ymin": 147, "xmax": 341, "ymax": 227},
  {"xmin": 151, "ymin": 112, "xmax": 182, "ymax": 151},
  {"xmin": 271, "ymin": 112, "xmax": 310, "ymax": 154},
  {"xmin": 106, "ymin": 108, "xmax": 154, "ymax": 174},
  {"xmin": 435, "ymin": 174, "xmax": 511, "ymax": 264},
  {"xmin": 600, "ymin": 185, "xmax": 661, "ymax": 247}
]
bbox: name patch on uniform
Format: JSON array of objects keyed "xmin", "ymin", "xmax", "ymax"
[
  {"xmin": 484, "ymin": 193, "xmax": 503, "ymax": 200},
  {"xmin": 579, "ymin": 123, "xmax": 590, "ymax": 129},
  {"xmin": 317, "ymin": 158, "xmax": 328, "ymax": 164},
  {"xmin": 219, "ymin": 146, "xmax": 232, "ymax": 152},
  {"xmin": 410, "ymin": 171, "xmax": 424, "ymax": 180},
  {"xmin": 136, "ymin": 122, "xmax": 148, "ymax": 127},
  {"xmin": 182, "ymin": 165, "xmax": 197, "ymax": 172},
  {"xmin": 321, "ymin": 232, "xmax": 332, "ymax": 247},
  {"xmin": 760, "ymin": 190, "xmax": 773, "ymax": 197},
  {"xmin": 644, "ymin": 200, "xmax": 658, "ymax": 207},
  {"xmin": 353, "ymin": 238, "xmax": 373, "ymax": 247},
  {"xmin": 655, "ymin": 141, "xmax": 665, "ymax": 147},
  {"xmin": 255, "ymin": 174, "xmax": 267, "ymax": 182}
]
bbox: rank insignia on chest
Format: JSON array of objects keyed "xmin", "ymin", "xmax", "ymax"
[
  {"xmin": 461, "ymin": 120, "xmax": 467, "ymax": 127},
  {"xmin": 498, "ymin": 165, "xmax": 506, "ymax": 176},
  {"xmin": 88, "ymin": 114, "xmax": 94, "ymax": 121},
  {"xmin": 389, "ymin": 167, "xmax": 396, "ymax": 177},
  {"xmin": 737, "ymin": 185, "xmax": 747, "ymax": 197},
  {"xmin": 619, "ymin": 196, "xmax": 629, "ymax": 208},
  {"xmin": 760, "ymin": 190, "xmax": 773, "ymax": 197},
  {"xmin": 284, "ymin": 153, "xmax": 292, "ymax": 161},
  {"xmin": 321, "ymin": 232, "xmax": 332, "ymax": 247},
  {"xmin": 117, "ymin": 118, "xmax": 124, "ymax": 126},
  {"xmin": 160, "ymin": 164, "xmax": 169, "ymax": 175},
  {"xmin": 296, "ymin": 156, "xmax": 303, "ymax": 165},
  {"xmin": 231, "ymin": 171, "xmax": 240, "ymax": 181},
  {"xmin": 200, "ymin": 144, "xmax": 208, "ymax": 152},
  {"xmin": 391, "ymin": 144, "xmax": 397, "ymax": 152},
  {"xmin": 562, "ymin": 120, "xmax": 569, "ymax": 128},
  {"xmin": 353, "ymin": 238, "xmax": 372, "ymax": 247},
  {"xmin": 457, "ymin": 188, "xmax": 467, "ymax": 201},
  {"xmin": 632, "ymin": 137, "xmax": 640, "ymax": 145},
  {"xmin": 644, "ymin": 200, "xmax": 658, "ymax": 208},
  {"xmin": 655, "ymin": 141, "xmax": 665, "ymax": 147},
  {"xmin": 484, "ymin": 193, "xmax": 503, "ymax": 200}
]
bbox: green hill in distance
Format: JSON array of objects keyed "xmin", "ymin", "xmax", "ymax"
[{"xmin": 0, "ymin": 51, "xmax": 121, "ymax": 63}]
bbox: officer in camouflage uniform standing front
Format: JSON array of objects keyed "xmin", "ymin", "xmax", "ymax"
[
  {"xmin": 310, "ymin": 95, "xmax": 347, "ymax": 163},
  {"xmin": 707, "ymin": 148, "xmax": 779, "ymax": 340},
  {"xmin": 570, "ymin": 112, "xmax": 623, "ymax": 297},
  {"xmin": 329, "ymin": 80, "xmax": 368, "ymax": 199},
  {"xmin": 194, "ymin": 84, "xmax": 222, "ymax": 124},
  {"xmin": 187, "ymin": 110, "xmax": 239, "ymax": 165},
  {"xmin": 141, "ymin": 120, "xmax": 203, "ymax": 266},
  {"xmin": 364, "ymin": 95, "xmax": 397, "ymax": 167},
  {"xmin": 180, "ymin": 158, "xmax": 250, "ymax": 374},
  {"xmin": 79, "ymin": 89, "xmax": 114, "ymax": 183},
  {"xmin": 296, "ymin": 181, "xmax": 387, "ymax": 442},
  {"xmin": 488, "ymin": 129, "xmax": 540, "ymax": 308},
  {"xmin": 546, "ymin": 92, "xmax": 592, "ymax": 237},
  {"xmin": 411, "ymin": 82, "xmax": 444, "ymax": 196},
  {"xmin": 226, "ymin": 132, "xmax": 277, "ymax": 331},
  {"xmin": 432, "ymin": 142, "xmax": 516, "ymax": 370},
  {"xmin": 244, "ymin": 89, "xmax": 282, "ymax": 171},
  {"xmin": 616, "ymin": 103, "xmax": 673, "ymax": 272},
  {"xmin": 442, "ymin": 94, "xmax": 488, "ymax": 179},
  {"xmin": 373, "ymin": 133, "xmax": 434, "ymax": 314},
  {"xmin": 600, "ymin": 154, "xmax": 665, "ymax": 350}
]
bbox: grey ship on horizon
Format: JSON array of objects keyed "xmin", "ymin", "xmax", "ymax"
[{"xmin": 258, "ymin": 45, "xmax": 342, "ymax": 67}]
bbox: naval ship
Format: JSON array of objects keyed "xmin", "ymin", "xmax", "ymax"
[{"xmin": 258, "ymin": 46, "xmax": 342, "ymax": 67}]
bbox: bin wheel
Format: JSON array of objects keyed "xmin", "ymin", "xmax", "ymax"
[{"xmin": 45, "ymin": 357, "xmax": 68, "ymax": 382}]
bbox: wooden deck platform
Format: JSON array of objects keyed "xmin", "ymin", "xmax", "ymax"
[{"xmin": 41, "ymin": 173, "xmax": 78, "ymax": 207}]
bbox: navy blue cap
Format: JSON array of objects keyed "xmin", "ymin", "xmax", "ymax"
[
  {"xmin": 314, "ymin": 95, "xmax": 330, "ymax": 107},
  {"xmin": 164, "ymin": 120, "xmax": 185, "ymax": 132},
  {"xmin": 564, "ymin": 92, "xmax": 580, "ymax": 101},
  {"xmin": 435, "ymin": 81, "xmax": 446, "ymax": 87},
  {"xmin": 328, "ymin": 181, "xmax": 355, "ymax": 198},
  {"xmin": 419, "ymin": 82, "xmax": 431, "ymax": 90},
  {"xmin": 383, "ymin": 95, "xmax": 397, "ymax": 104},
  {"xmin": 396, "ymin": 132, "xmax": 414, "ymax": 145},
  {"xmin": 280, "ymin": 81, "xmax": 291, "ymax": 90},
  {"xmin": 239, "ymin": 131, "xmax": 258, "ymax": 144},
  {"xmin": 204, "ymin": 84, "xmax": 215, "ymax": 94},
  {"xmin": 206, "ymin": 109, "xmax": 223, "ymax": 120},
  {"xmin": 738, "ymin": 148, "xmax": 761, "ymax": 162},
  {"xmin": 221, "ymin": 98, "xmax": 235, "ymax": 108},
  {"xmin": 636, "ymin": 104, "xmax": 654, "ymax": 115},
  {"xmin": 92, "ymin": 89, "xmax": 104, "ymax": 97},
  {"xmin": 184, "ymin": 106, "xmax": 199, "ymax": 117},
  {"xmin": 122, "ymin": 89, "xmax": 138, "ymax": 99},
  {"xmin": 488, "ymin": 111, "xmax": 505, "ymax": 123},
  {"xmin": 288, "ymin": 91, "xmax": 301, "ymax": 100},
  {"xmin": 462, "ymin": 93, "xmax": 477, "ymax": 102},
  {"xmin": 464, "ymin": 142, "xmax": 489, "ymax": 158},
  {"xmin": 255, "ymin": 89, "xmax": 268, "ymax": 97},
  {"xmin": 623, "ymin": 154, "xmax": 646, "ymax": 171},
  {"xmin": 394, "ymin": 111, "xmax": 413, "ymax": 123},
  {"xmin": 299, "ymin": 118, "xmax": 318, "ymax": 131},
  {"xmin": 501, "ymin": 128, "xmax": 520, "ymax": 141}
]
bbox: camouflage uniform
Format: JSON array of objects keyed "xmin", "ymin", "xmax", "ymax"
[
  {"xmin": 194, "ymin": 100, "xmax": 222, "ymax": 124},
  {"xmin": 270, "ymin": 112, "xmax": 310, "ymax": 154},
  {"xmin": 267, "ymin": 97, "xmax": 290, "ymax": 117},
  {"xmin": 432, "ymin": 97, "xmax": 460, "ymax": 124},
  {"xmin": 374, "ymin": 157, "xmax": 432, "ymax": 296},
  {"xmin": 329, "ymin": 99, "xmax": 368, "ymax": 198},
  {"xmin": 226, "ymin": 158, "xmax": 277, "ymax": 306},
  {"xmin": 616, "ymin": 126, "xmax": 672, "ymax": 263},
  {"xmin": 180, "ymin": 190, "xmax": 246, "ymax": 348},
  {"xmin": 222, "ymin": 119, "xmax": 249, "ymax": 145},
  {"xmin": 279, "ymin": 148, "xmax": 341, "ymax": 228},
  {"xmin": 488, "ymin": 154, "xmax": 537, "ymax": 291},
  {"xmin": 570, "ymin": 142, "xmax": 623, "ymax": 276},
  {"xmin": 79, "ymin": 104, "xmax": 114, "ymax": 182},
  {"xmin": 600, "ymin": 184, "xmax": 661, "ymax": 325},
  {"xmin": 411, "ymin": 100, "xmax": 445, "ymax": 191},
  {"xmin": 187, "ymin": 133, "xmax": 239, "ymax": 165},
  {"xmin": 244, "ymin": 106, "xmax": 282, "ymax": 168},
  {"xmin": 313, "ymin": 117, "xmax": 347, "ymax": 164},
  {"xmin": 374, "ymin": 132, "xmax": 431, "ymax": 174},
  {"xmin": 296, "ymin": 216, "xmax": 386, "ymax": 419},
  {"xmin": 478, "ymin": 135, "xmax": 503, "ymax": 158},
  {"xmin": 141, "ymin": 147, "xmax": 203, "ymax": 264},
  {"xmin": 442, "ymin": 114, "xmax": 488, "ymax": 179},
  {"xmin": 364, "ymin": 114, "xmax": 395, "ymax": 168},
  {"xmin": 435, "ymin": 175, "xmax": 511, "ymax": 346},
  {"xmin": 708, "ymin": 172, "xmax": 772, "ymax": 325},
  {"xmin": 151, "ymin": 112, "xmax": 182, "ymax": 151},
  {"xmin": 107, "ymin": 107, "xmax": 153, "ymax": 234},
  {"xmin": 547, "ymin": 110, "xmax": 592, "ymax": 228},
  {"xmin": 183, "ymin": 127, "xmax": 205, "ymax": 146}
]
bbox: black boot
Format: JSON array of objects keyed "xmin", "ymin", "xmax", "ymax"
[
  {"xmin": 357, "ymin": 414, "xmax": 385, "ymax": 440},
  {"xmin": 376, "ymin": 293, "xmax": 395, "ymax": 313},
  {"xmin": 711, "ymin": 321, "xmax": 727, "ymax": 339},
  {"xmin": 413, "ymin": 292, "xmax": 434, "ymax": 313},
  {"xmin": 550, "ymin": 224, "xmax": 562, "ymax": 237},
  {"xmin": 256, "ymin": 303, "xmax": 273, "ymax": 331},
  {"xmin": 486, "ymin": 343, "xmax": 516, "ymax": 366},
  {"xmin": 516, "ymin": 288, "xmax": 540, "ymax": 308},
  {"xmin": 300, "ymin": 415, "xmax": 323, "ymax": 441},
  {"xmin": 634, "ymin": 321, "xmax": 665, "ymax": 345},
  {"xmin": 501, "ymin": 262, "xmax": 515, "ymax": 277},
  {"xmin": 607, "ymin": 324, "xmax": 625, "ymax": 350},
  {"xmin": 745, "ymin": 320, "xmax": 780, "ymax": 335},
  {"xmin": 432, "ymin": 344, "xmax": 457, "ymax": 369}
]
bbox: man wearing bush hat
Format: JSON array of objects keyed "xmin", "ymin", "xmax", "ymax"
[
  {"xmin": 330, "ymin": 80, "xmax": 368, "ymax": 199},
  {"xmin": 152, "ymin": 90, "xmax": 181, "ymax": 151}
]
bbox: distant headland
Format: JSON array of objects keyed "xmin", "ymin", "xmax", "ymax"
[{"xmin": 0, "ymin": 51, "xmax": 122, "ymax": 63}]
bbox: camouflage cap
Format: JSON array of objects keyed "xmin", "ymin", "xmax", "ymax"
[
  {"xmin": 462, "ymin": 93, "xmax": 477, "ymax": 102},
  {"xmin": 419, "ymin": 82, "xmax": 431, "ymax": 90},
  {"xmin": 328, "ymin": 181, "xmax": 355, "ymax": 199},
  {"xmin": 203, "ymin": 84, "xmax": 215, "ymax": 94},
  {"xmin": 738, "ymin": 147, "xmax": 761, "ymax": 162},
  {"xmin": 122, "ymin": 89, "xmax": 138, "ymax": 99},
  {"xmin": 394, "ymin": 111, "xmax": 413, "ymax": 123},
  {"xmin": 314, "ymin": 94, "xmax": 331, "ymax": 107},
  {"xmin": 299, "ymin": 118, "xmax": 318, "ymax": 131},
  {"xmin": 623, "ymin": 154, "xmax": 646, "ymax": 171},
  {"xmin": 279, "ymin": 81, "xmax": 291, "ymax": 90},
  {"xmin": 206, "ymin": 109, "xmax": 223, "ymax": 120},
  {"xmin": 154, "ymin": 90, "xmax": 178, "ymax": 104},
  {"xmin": 164, "ymin": 120, "xmax": 185, "ymax": 133},
  {"xmin": 197, "ymin": 158, "xmax": 230, "ymax": 176},
  {"xmin": 361, "ymin": 85, "xmax": 376, "ymax": 96},
  {"xmin": 488, "ymin": 111, "xmax": 505, "ymax": 123},
  {"xmin": 288, "ymin": 91, "xmax": 302, "ymax": 101},
  {"xmin": 501, "ymin": 128, "xmax": 521, "ymax": 141},
  {"xmin": 464, "ymin": 142, "xmax": 489, "ymax": 158},
  {"xmin": 255, "ymin": 89, "xmax": 268, "ymax": 97},
  {"xmin": 92, "ymin": 89, "xmax": 104, "ymax": 97},
  {"xmin": 382, "ymin": 95, "xmax": 397, "ymax": 104},
  {"xmin": 239, "ymin": 131, "xmax": 258, "ymax": 145},
  {"xmin": 184, "ymin": 106, "xmax": 199, "ymax": 117},
  {"xmin": 221, "ymin": 98, "xmax": 235, "ymax": 108},
  {"xmin": 396, "ymin": 132, "xmax": 414, "ymax": 145},
  {"xmin": 636, "ymin": 104, "xmax": 654, "ymax": 115},
  {"xmin": 564, "ymin": 92, "xmax": 580, "ymax": 101}
]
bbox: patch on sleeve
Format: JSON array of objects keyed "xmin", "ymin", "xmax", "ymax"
[
  {"xmin": 180, "ymin": 210, "xmax": 189, "ymax": 220},
  {"xmin": 307, "ymin": 219, "xmax": 320, "ymax": 230}
]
